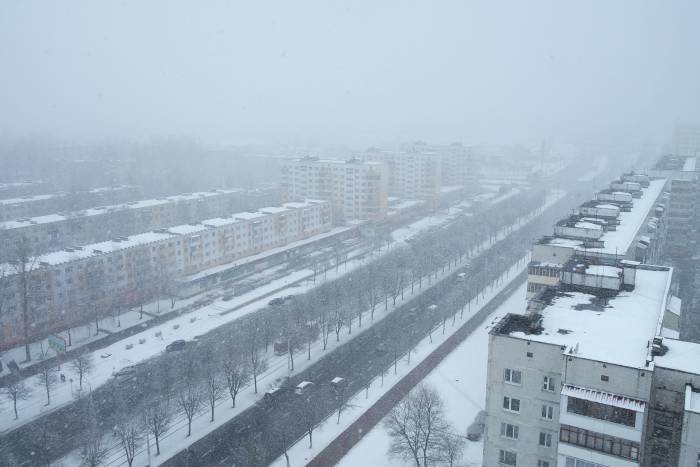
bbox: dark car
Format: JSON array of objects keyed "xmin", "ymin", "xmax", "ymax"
[
  {"xmin": 268, "ymin": 297, "xmax": 285, "ymax": 306},
  {"xmin": 467, "ymin": 410, "xmax": 487, "ymax": 441},
  {"xmin": 165, "ymin": 339, "xmax": 187, "ymax": 352},
  {"xmin": 222, "ymin": 294, "xmax": 234, "ymax": 301}
]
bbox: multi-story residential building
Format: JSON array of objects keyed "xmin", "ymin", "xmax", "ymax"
[
  {"xmin": 649, "ymin": 155, "xmax": 698, "ymax": 259},
  {"xmin": 674, "ymin": 124, "xmax": 700, "ymax": 158},
  {"xmin": 0, "ymin": 180, "xmax": 52, "ymax": 198},
  {"xmin": 484, "ymin": 259, "xmax": 696, "ymax": 467},
  {"xmin": 0, "ymin": 185, "xmax": 141, "ymax": 221},
  {"xmin": 280, "ymin": 157, "xmax": 388, "ymax": 223},
  {"xmin": 527, "ymin": 176, "xmax": 667, "ymax": 298},
  {"xmin": 0, "ymin": 200, "xmax": 331, "ymax": 347},
  {"xmin": 0, "ymin": 189, "xmax": 274, "ymax": 261},
  {"xmin": 364, "ymin": 148, "xmax": 443, "ymax": 202}
]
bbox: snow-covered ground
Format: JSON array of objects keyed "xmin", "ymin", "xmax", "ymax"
[
  {"xmin": 1, "ymin": 200, "xmax": 481, "ymax": 433},
  {"xmin": 271, "ymin": 276, "xmax": 529, "ymax": 467},
  {"xmin": 52, "ymin": 190, "xmax": 564, "ymax": 467}
]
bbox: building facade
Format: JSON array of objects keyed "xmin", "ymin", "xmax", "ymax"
[
  {"xmin": 0, "ymin": 189, "xmax": 275, "ymax": 261},
  {"xmin": 281, "ymin": 157, "xmax": 388, "ymax": 223},
  {"xmin": 0, "ymin": 185, "xmax": 142, "ymax": 222},
  {"xmin": 0, "ymin": 200, "xmax": 331, "ymax": 347}
]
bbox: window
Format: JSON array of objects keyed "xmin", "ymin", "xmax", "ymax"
[
  {"xmin": 541, "ymin": 404, "xmax": 554, "ymax": 420},
  {"xmin": 500, "ymin": 422, "xmax": 519, "ymax": 439},
  {"xmin": 565, "ymin": 456, "xmax": 609, "ymax": 467},
  {"xmin": 539, "ymin": 432, "xmax": 552, "ymax": 447},
  {"xmin": 498, "ymin": 449, "xmax": 517, "ymax": 466},
  {"xmin": 538, "ymin": 461, "xmax": 551, "ymax": 467},
  {"xmin": 560, "ymin": 424, "xmax": 639, "ymax": 461},
  {"xmin": 543, "ymin": 376, "xmax": 555, "ymax": 391},
  {"xmin": 600, "ymin": 375, "xmax": 609, "ymax": 382},
  {"xmin": 526, "ymin": 351, "xmax": 534, "ymax": 358},
  {"xmin": 567, "ymin": 397, "xmax": 636, "ymax": 427},
  {"xmin": 504, "ymin": 369, "xmax": 522, "ymax": 385},
  {"xmin": 503, "ymin": 396, "xmax": 520, "ymax": 413}
]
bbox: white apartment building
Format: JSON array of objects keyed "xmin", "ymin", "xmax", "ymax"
[
  {"xmin": 527, "ymin": 176, "xmax": 666, "ymax": 298},
  {"xmin": 484, "ymin": 262, "xmax": 695, "ymax": 467},
  {"xmin": 280, "ymin": 157, "xmax": 388, "ymax": 223},
  {"xmin": 0, "ymin": 200, "xmax": 331, "ymax": 347},
  {"xmin": 363, "ymin": 148, "xmax": 443, "ymax": 202},
  {"xmin": 0, "ymin": 189, "xmax": 254, "ymax": 261},
  {"xmin": 0, "ymin": 185, "xmax": 141, "ymax": 221}
]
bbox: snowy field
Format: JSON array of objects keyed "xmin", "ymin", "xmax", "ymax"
[{"xmin": 268, "ymin": 273, "xmax": 528, "ymax": 467}]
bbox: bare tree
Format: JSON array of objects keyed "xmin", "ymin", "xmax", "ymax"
[
  {"xmin": 114, "ymin": 416, "xmax": 142, "ymax": 467},
  {"xmin": 204, "ymin": 364, "xmax": 225, "ymax": 422},
  {"xmin": 141, "ymin": 396, "xmax": 171, "ymax": 456},
  {"xmin": 295, "ymin": 395, "xmax": 320, "ymax": 449},
  {"xmin": 177, "ymin": 381, "xmax": 202, "ymax": 437},
  {"xmin": 80, "ymin": 398, "xmax": 108, "ymax": 467},
  {"xmin": 11, "ymin": 236, "xmax": 39, "ymax": 362},
  {"xmin": 37, "ymin": 362, "xmax": 58, "ymax": 405},
  {"xmin": 3, "ymin": 377, "xmax": 31, "ymax": 419},
  {"xmin": 70, "ymin": 354, "xmax": 94, "ymax": 391},
  {"xmin": 250, "ymin": 349, "xmax": 268, "ymax": 394},
  {"xmin": 384, "ymin": 384, "xmax": 454, "ymax": 467},
  {"xmin": 246, "ymin": 320, "xmax": 268, "ymax": 393},
  {"xmin": 222, "ymin": 352, "xmax": 250, "ymax": 408}
]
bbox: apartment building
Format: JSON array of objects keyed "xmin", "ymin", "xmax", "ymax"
[
  {"xmin": 526, "ymin": 176, "xmax": 666, "ymax": 298},
  {"xmin": 649, "ymin": 155, "xmax": 698, "ymax": 259},
  {"xmin": 0, "ymin": 185, "xmax": 141, "ymax": 221},
  {"xmin": 280, "ymin": 157, "xmax": 388, "ymax": 223},
  {"xmin": 364, "ymin": 148, "xmax": 443, "ymax": 201},
  {"xmin": 0, "ymin": 200, "xmax": 331, "ymax": 347},
  {"xmin": 0, "ymin": 189, "xmax": 269, "ymax": 261},
  {"xmin": 0, "ymin": 180, "xmax": 52, "ymax": 198},
  {"xmin": 483, "ymin": 260, "xmax": 699, "ymax": 467}
]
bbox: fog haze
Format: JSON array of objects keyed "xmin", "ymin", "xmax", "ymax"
[{"xmin": 1, "ymin": 0, "xmax": 699, "ymax": 145}]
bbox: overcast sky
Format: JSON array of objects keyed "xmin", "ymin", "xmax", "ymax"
[{"xmin": 1, "ymin": 1, "xmax": 699, "ymax": 147}]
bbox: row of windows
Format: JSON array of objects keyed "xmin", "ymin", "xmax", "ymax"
[
  {"xmin": 498, "ymin": 450, "xmax": 551, "ymax": 467},
  {"xmin": 528, "ymin": 266, "xmax": 560, "ymax": 277},
  {"xmin": 502, "ymin": 396, "xmax": 556, "ymax": 420},
  {"xmin": 503, "ymin": 368, "xmax": 556, "ymax": 391},
  {"xmin": 559, "ymin": 424, "xmax": 640, "ymax": 461},
  {"xmin": 566, "ymin": 396, "xmax": 636, "ymax": 427}
]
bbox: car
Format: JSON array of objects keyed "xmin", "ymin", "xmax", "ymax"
[
  {"xmin": 113, "ymin": 363, "xmax": 145, "ymax": 378},
  {"xmin": 295, "ymin": 381, "xmax": 314, "ymax": 395},
  {"xmin": 268, "ymin": 297, "xmax": 285, "ymax": 306},
  {"xmin": 260, "ymin": 387, "xmax": 285, "ymax": 405},
  {"xmin": 165, "ymin": 339, "xmax": 187, "ymax": 352},
  {"xmin": 467, "ymin": 410, "xmax": 487, "ymax": 441},
  {"xmin": 222, "ymin": 294, "xmax": 234, "ymax": 301},
  {"xmin": 374, "ymin": 343, "xmax": 387, "ymax": 354},
  {"xmin": 330, "ymin": 377, "xmax": 347, "ymax": 392}
]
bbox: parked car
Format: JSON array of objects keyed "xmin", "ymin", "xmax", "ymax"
[
  {"xmin": 295, "ymin": 381, "xmax": 314, "ymax": 395},
  {"xmin": 467, "ymin": 410, "xmax": 487, "ymax": 441},
  {"xmin": 260, "ymin": 387, "xmax": 285, "ymax": 406},
  {"xmin": 222, "ymin": 293, "xmax": 234, "ymax": 301},
  {"xmin": 268, "ymin": 297, "xmax": 285, "ymax": 306},
  {"xmin": 375, "ymin": 343, "xmax": 387, "ymax": 354},
  {"xmin": 165, "ymin": 339, "xmax": 187, "ymax": 352}
]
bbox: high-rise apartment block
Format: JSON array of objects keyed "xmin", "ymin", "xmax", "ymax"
[
  {"xmin": 280, "ymin": 157, "xmax": 388, "ymax": 223},
  {"xmin": 483, "ymin": 171, "xmax": 700, "ymax": 467}
]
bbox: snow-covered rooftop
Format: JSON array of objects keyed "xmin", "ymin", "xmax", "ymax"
[
  {"xmin": 682, "ymin": 156, "xmax": 697, "ymax": 172},
  {"xmin": 167, "ymin": 224, "xmax": 210, "ymax": 235},
  {"xmin": 585, "ymin": 265, "xmax": 622, "ymax": 277},
  {"xmin": 546, "ymin": 178, "xmax": 666, "ymax": 256},
  {"xmin": 655, "ymin": 338, "xmax": 700, "ymax": 376},
  {"xmin": 685, "ymin": 385, "xmax": 700, "ymax": 414},
  {"xmin": 38, "ymin": 232, "xmax": 175, "ymax": 265},
  {"xmin": 0, "ymin": 193, "xmax": 58, "ymax": 205},
  {"xmin": 0, "ymin": 189, "xmax": 239, "ymax": 230},
  {"xmin": 508, "ymin": 267, "xmax": 672, "ymax": 369}
]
